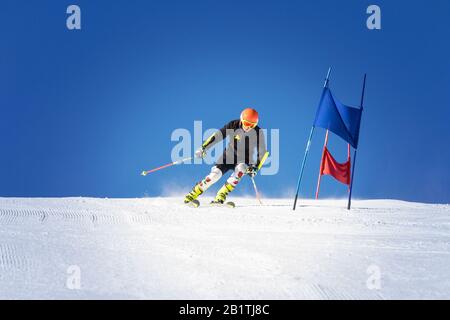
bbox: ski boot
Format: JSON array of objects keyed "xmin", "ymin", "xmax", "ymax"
[
  {"xmin": 184, "ymin": 183, "xmax": 203, "ymax": 208},
  {"xmin": 210, "ymin": 183, "xmax": 235, "ymax": 208}
]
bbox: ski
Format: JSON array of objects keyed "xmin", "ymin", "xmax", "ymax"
[
  {"xmin": 225, "ymin": 201, "xmax": 235, "ymax": 208},
  {"xmin": 184, "ymin": 199, "xmax": 200, "ymax": 208},
  {"xmin": 210, "ymin": 201, "xmax": 235, "ymax": 208}
]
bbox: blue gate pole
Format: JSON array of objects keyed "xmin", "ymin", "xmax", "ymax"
[
  {"xmin": 293, "ymin": 126, "xmax": 315, "ymax": 210},
  {"xmin": 347, "ymin": 74, "xmax": 367, "ymax": 210},
  {"xmin": 293, "ymin": 67, "xmax": 332, "ymax": 210},
  {"xmin": 347, "ymin": 149, "xmax": 358, "ymax": 210}
]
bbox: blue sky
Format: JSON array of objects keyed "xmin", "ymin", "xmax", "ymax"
[{"xmin": 1, "ymin": 0, "xmax": 449, "ymax": 203}]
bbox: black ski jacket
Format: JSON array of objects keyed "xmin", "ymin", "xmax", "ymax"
[{"xmin": 202, "ymin": 119, "xmax": 267, "ymax": 167}]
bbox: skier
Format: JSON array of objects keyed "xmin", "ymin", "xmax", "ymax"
[{"xmin": 184, "ymin": 108, "xmax": 267, "ymax": 207}]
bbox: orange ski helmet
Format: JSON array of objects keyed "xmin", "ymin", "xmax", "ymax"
[{"xmin": 240, "ymin": 108, "xmax": 258, "ymax": 131}]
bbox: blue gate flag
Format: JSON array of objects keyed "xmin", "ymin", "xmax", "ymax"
[{"xmin": 313, "ymin": 88, "xmax": 363, "ymax": 149}]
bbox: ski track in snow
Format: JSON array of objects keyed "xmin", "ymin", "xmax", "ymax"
[{"xmin": 0, "ymin": 197, "xmax": 449, "ymax": 299}]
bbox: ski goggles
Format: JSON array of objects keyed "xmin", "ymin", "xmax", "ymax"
[{"xmin": 241, "ymin": 119, "xmax": 257, "ymax": 129}]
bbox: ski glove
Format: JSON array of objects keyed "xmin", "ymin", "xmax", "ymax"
[
  {"xmin": 195, "ymin": 147, "xmax": 206, "ymax": 158},
  {"xmin": 246, "ymin": 165, "xmax": 258, "ymax": 178}
]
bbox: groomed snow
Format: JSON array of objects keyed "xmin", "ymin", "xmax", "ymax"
[{"xmin": 0, "ymin": 196, "xmax": 449, "ymax": 299}]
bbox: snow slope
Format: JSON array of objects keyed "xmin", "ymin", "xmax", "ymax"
[{"xmin": 0, "ymin": 196, "xmax": 449, "ymax": 299}]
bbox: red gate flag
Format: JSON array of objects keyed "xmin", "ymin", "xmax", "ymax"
[{"xmin": 319, "ymin": 147, "xmax": 351, "ymax": 185}]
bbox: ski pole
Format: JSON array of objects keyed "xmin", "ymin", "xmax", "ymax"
[
  {"xmin": 141, "ymin": 156, "xmax": 193, "ymax": 176},
  {"xmin": 249, "ymin": 151, "xmax": 269, "ymax": 205},
  {"xmin": 257, "ymin": 151, "xmax": 269, "ymax": 171},
  {"xmin": 251, "ymin": 176, "xmax": 263, "ymax": 205}
]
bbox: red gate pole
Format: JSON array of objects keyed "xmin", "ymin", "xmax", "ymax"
[{"xmin": 315, "ymin": 130, "xmax": 329, "ymax": 199}]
